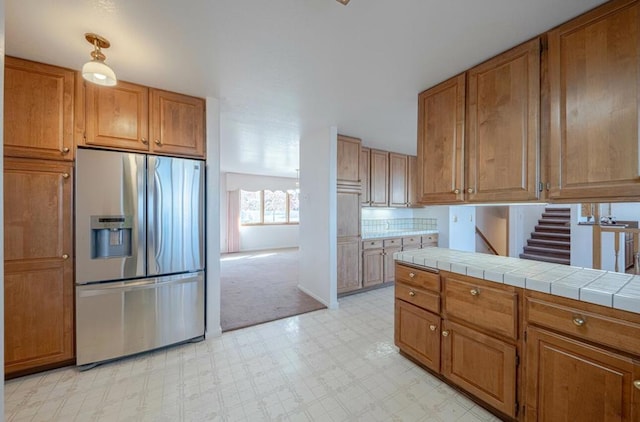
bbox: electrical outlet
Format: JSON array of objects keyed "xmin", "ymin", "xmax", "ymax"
[{"xmin": 453, "ymin": 215, "xmax": 458, "ymax": 223}]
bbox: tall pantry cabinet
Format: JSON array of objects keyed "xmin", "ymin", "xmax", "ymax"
[{"xmin": 3, "ymin": 57, "xmax": 76, "ymax": 377}]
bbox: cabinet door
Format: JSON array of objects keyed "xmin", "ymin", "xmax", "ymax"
[
  {"xmin": 4, "ymin": 158, "xmax": 74, "ymax": 376},
  {"xmin": 363, "ymin": 248, "xmax": 384, "ymax": 287},
  {"xmin": 417, "ymin": 74, "xmax": 465, "ymax": 204},
  {"xmin": 337, "ymin": 135, "xmax": 361, "ymax": 185},
  {"xmin": 150, "ymin": 89, "xmax": 205, "ymax": 158},
  {"xmin": 526, "ymin": 327, "xmax": 640, "ymax": 422},
  {"xmin": 370, "ymin": 149, "xmax": 389, "ymax": 206},
  {"xmin": 441, "ymin": 320, "xmax": 517, "ymax": 418},
  {"xmin": 84, "ymin": 80, "xmax": 150, "ymax": 151},
  {"xmin": 337, "ymin": 237, "xmax": 361, "ymax": 294},
  {"xmin": 407, "ymin": 155, "xmax": 418, "ymax": 207},
  {"xmin": 337, "ymin": 191, "xmax": 360, "ymax": 238},
  {"xmin": 360, "ymin": 147, "xmax": 371, "ymax": 206},
  {"xmin": 394, "ymin": 300, "xmax": 441, "ymax": 372},
  {"xmin": 389, "ymin": 153, "xmax": 408, "ymax": 207},
  {"xmin": 466, "ymin": 38, "xmax": 540, "ymax": 202},
  {"xmin": 548, "ymin": 0, "xmax": 640, "ymax": 201},
  {"xmin": 383, "ymin": 246, "xmax": 402, "ymax": 283},
  {"xmin": 4, "ymin": 57, "xmax": 75, "ymax": 160}
]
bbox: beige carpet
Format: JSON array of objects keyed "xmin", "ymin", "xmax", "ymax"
[{"xmin": 220, "ymin": 247, "xmax": 326, "ymax": 332}]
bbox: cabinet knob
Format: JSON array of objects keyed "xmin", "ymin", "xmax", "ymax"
[
  {"xmin": 453, "ymin": 189, "xmax": 460, "ymax": 194},
  {"xmin": 573, "ymin": 316, "xmax": 585, "ymax": 327},
  {"xmin": 470, "ymin": 288, "xmax": 480, "ymax": 296},
  {"xmin": 442, "ymin": 330, "xmax": 449, "ymax": 337},
  {"xmin": 155, "ymin": 139, "xmax": 162, "ymax": 146},
  {"xmin": 429, "ymin": 325, "xmax": 437, "ymax": 331},
  {"xmin": 62, "ymin": 254, "xmax": 69, "ymax": 260},
  {"xmin": 408, "ymin": 291, "xmax": 416, "ymax": 297},
  {"xmin": 141, "ymin": 138, "xmax": 148, "ymax": 145},
  {"xmin": 634, "ymin": 380, "xmax": 640, "ymax": 390},
  {"xmin": 467, "ymin": 187, "xmax": 474, "ymax": 194},
  {"xmin": 62, "ymin": 147, "xmax": 70, "ymax": 154},
  {"xmin": 409, "ymin": 272, "xmax": 415, "ymax": 278},
  {"xmin": 62, "ymin": 173, "xmax": 70, "ymax": 179}
]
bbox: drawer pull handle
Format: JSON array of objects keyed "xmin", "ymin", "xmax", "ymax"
[
  {"xmin": 408, "ymin": 291, "xmax": 416, "ymax": 297},
  {"xmin": 62, "ymin": 254, "xmax": 69, "ymax": 260},
  {"xmin": 141, "ymin": 138, "xmax": 148, "ymax": 145},
  {"xmin": 429, "ymin": 325, "xmax": 437, "ymax": 331},
  {"xmin": 62, "ymin": 173, "xmax": 70, "ymax": 179},
  {"xmin": 442, "ymin": 330, "xmax": 449, "ymax": 337},
  {"xmin": 470, "ymin": 289, "xmax": 480, "ymax": 296},
  {"xmin": 634, "ymin": 380, "xmax": 640, "ymax": 390},
  {"xmin": 62, "ymin": 147, "xmax": 70, "ymax": 153},
  {"xmin": 573, "ymin": 316, "xmax": 585, "ymax": 327},
  {"xmin": 409, "ymin": 272, "xmax": 415, "ymax": 278}
]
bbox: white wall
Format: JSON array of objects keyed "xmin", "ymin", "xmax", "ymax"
[
  {"xmin": 476, "ymin": 206, "xmax": 509, "ymax": 255},
  {"xmin": 298, "ymin": 126, "xmax": 338, "ymax": 309},
  {"xmin": 239, "ymin": 225, "xmax": 298, "ymax": 251},
  {"xmin": 205, "ymin": 97, "xmax": 222, "ymax": 337},
  {"xmin": 1, "ymin": 0, "xmax": 5, "ymax": 411},
  {"xmin": 449, "ymin": 206, "xmax": 476, "ymax": 251},
  {"xmin": 219, "ymin": 172, "xmax": 299, "ymax": 252},
  {"xmin": 413, "ymin": 206, "xmax": 449, "ymax": 247}
]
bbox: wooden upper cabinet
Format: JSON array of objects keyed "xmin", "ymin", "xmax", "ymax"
[
  {"xmin": 389, "ymin": 152, "xmax": 408, "ymax": 207},
  {"xmin": 4, "ymin": 158, "xmax": 74, "ymax": 376},
  {"xmin": 526, "ymin": 327, "xmax": 640, "ymax": 422},
  {"xmin": 337, "ymin": 134, "xmax": 362, "ymax": 186},
  {"xmin": 4, "ymin": 57, "xmax": 75, "ymax": 160},
  {"xmin": 83, "ymin": 80, "xmax": 150, "ymax": 151},
  {"xmin": 548, "ymin": 0, "xmax": 640, "ymax": 201},
  {"xmin": 466, "ymin": 38, "xmax": 541, "ymax": 202},
  {"xmin": 417, "ymin": 74, "xmax": 465, "ymax": 204},
  {"xmin": 150, "ymin": 89, "xmax": 205, "ymax": 158},
  {"xmin": 370, "ymin": 149, "xmax": 389, "ymax": 206},
  {"xmin": 407, "ymin": 155, "xmax": 418, "ymax": 207},
  {"xmin": 360, "ymin": 147, "xmax": 371, "ymax": 205}
]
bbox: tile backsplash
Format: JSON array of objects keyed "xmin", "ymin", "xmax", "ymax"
[{"xmin": 362, "ymin": 218, "xmax": 437, "ymax": 233}]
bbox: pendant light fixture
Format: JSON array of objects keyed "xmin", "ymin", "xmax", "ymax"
[{"xmin": 82, "ymin": 33, "xmax": 117, "ymax": 86}]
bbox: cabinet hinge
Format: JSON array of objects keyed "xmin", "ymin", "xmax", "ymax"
[
  {"xmin": 546, "ymin": 182, "xmax": 551, "ymax": 191},
  {"xmin": 515, "ymin": 354, "xmax": 520, "ymax": 367},
  {"xmin": 515, "ymin": 401, "xmax": 519, "ymax": 416},
  {"xmin": 83, "ymin": 133, "xmax": 87, "ymax": 142},
  {"xmin": 538, "ymin": 182, "xmax": 543, "ymax": 192},
  {"xmin": 524, "ymin": 330, "xmax": 527, "ymax": 342}
]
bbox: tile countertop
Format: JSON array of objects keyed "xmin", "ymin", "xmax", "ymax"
[
  {"xmin": 362, "ymin": 230, "xmax": 439, "ymax": 240},
  {"xmin": 394, "ymin": 247, "xmax": 640, "ymax": 314}
]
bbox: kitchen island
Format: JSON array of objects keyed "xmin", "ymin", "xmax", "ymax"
[{"xmin": 393, "ymin": 247, "xmax": 640, "ymax": 422}]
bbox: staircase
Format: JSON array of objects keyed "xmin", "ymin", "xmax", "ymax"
[{"xmin": 520, "ymin": 207, "xmax": 571, "ymax": 265}]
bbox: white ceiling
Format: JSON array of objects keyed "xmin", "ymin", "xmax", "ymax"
[{"xmin": 6, "ymin": 0, "xmax": 606, "ymax": 178}]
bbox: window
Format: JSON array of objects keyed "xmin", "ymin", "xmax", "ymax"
[{"xmin": 240, "ymin": 189, "xmax": 299, "ymax": 225}]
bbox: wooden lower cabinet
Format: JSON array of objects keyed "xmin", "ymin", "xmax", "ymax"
[
  {"xmin": 525, "ymin": 327, "xmax": 640, "ymax": 422},
  {"xmin": 362, "ymin": 248, "xmax": 383, "ymax": 288},
  {"xmin": 337, "ymin": 237, "xmax": 361, "ymax": 294},
  {"xmin": 395, "ymin": 300, "xmax": 440, "ymax": 372},
  {"xmin": 4, "ymin": 158, "xmax": 74, "ymax": 377},
  {"xmin": 442, "ymin": 320, "xmax": 518, "ymax": 418}
]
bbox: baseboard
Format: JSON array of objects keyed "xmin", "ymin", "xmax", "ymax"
[
  {"xmin": 205, "ymin": 326, "xmax": 222, "ymax": 338},
  {"xmin": 297, "ymin": 284, "xmax": 339, "ymax": 309}
]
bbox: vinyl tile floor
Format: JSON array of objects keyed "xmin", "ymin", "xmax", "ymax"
[{"xmin": 5, "ymin": 286, "xmax": 501, "ymax": 422}]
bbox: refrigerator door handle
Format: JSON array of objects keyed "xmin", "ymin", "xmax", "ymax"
[{"xmin": 77, "ymin": 276, "xmax": 196, "ymax": 296}]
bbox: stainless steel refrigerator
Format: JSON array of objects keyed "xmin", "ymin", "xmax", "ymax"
[{"xmin": 75, "ymin": 148, "xmax": 205, "ymax": 367}]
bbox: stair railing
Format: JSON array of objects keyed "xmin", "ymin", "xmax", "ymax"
[
  {"xmin": 592, "ymin": 224, "xmax": 640, "ymax": 274},
  {"xmin": 475, "ymin": 226, "xmax": 499, "ymax": 255}
]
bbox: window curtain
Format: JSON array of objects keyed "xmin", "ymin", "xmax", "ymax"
[{"xmin": 227, "ymin": 190, "xmax": 241, "ymax": 253}]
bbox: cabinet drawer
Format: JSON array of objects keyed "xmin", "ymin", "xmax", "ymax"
[
  {"xmin": 443, "ymin": 276, "xmax": 518, "ymax": 340},
  {"xmin": 395, "ymin": 264, "xmax": 440, "ymax": 291},
  {"xmin": 403, "ymin": 236, "xmax": 421, "ymax": 246},
  {"xmin": 526, "ymin": 296, "xmax": 640, "ymax": 356},
  {"xmin": 396, "ymin": 281, "xmax": 440, "ymax": 314},
  {"xmin": 422, "ymin": 234, "xmax": 438, "ymax": 245},
  {"xmin": 363, "ymin": 239, "xmax": 383, "ymax": 250},
  {"xmin": 383, "ymin": 238, "xmax": 402, "ymax": 247}
]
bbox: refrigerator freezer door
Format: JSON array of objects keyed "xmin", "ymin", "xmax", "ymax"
[
  {"xmin": 75, "ymin": 271, "xmax": 205, "ymax": 366},
  {"xmin": 147, "ymin": 156, "xmax": 205, "ymax": 276},
  {"xmin": 76, "ymin": 149, "xmax": 146, "ymax": 284}
]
